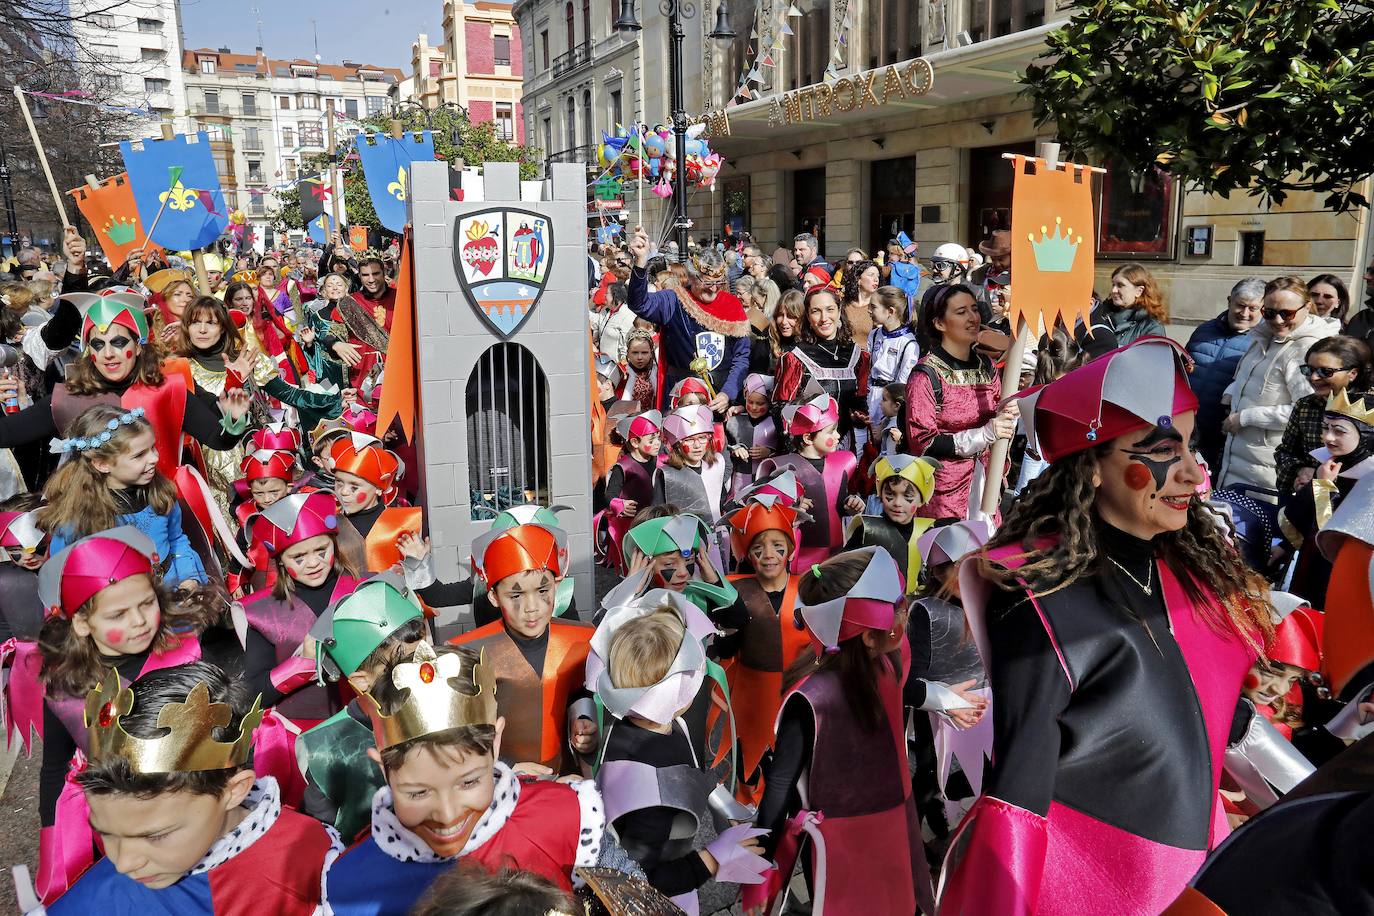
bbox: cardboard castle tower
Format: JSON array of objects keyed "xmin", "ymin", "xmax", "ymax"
[{"xmin": 407, "ymin": 160, "xmax": 594, "ymax": 617}]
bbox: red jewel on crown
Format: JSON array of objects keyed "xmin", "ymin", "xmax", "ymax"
[
  {"xmin": 98, "ymin": 702, "xmax": 115, "ymax": 728},
  {"xmin": 419, "ymin": 662, "xmax": 436, "ymax": 684}
]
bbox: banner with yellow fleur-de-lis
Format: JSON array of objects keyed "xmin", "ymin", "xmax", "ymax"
[
  {"xmin": 355, "ymin": 130, "xmax": 435, "ymax": 233},
  {"xmin": 119, "ymin": 131, "xmax": 229, "ymax": 251}
]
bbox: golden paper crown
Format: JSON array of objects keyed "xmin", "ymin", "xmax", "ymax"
[
  {"xmin": 1326, "ymin": 387, "xmax": 1374, "ymax": 427},
  {"xmin": 83, "ymin": 669, "xmax": 263, "ymax": 774},
  {"xmin": 358, "ymin": 642, "xmax": 498, "ymax": 751}
]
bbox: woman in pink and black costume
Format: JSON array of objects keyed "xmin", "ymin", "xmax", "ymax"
[{"xmin": 939, "ymin": 337, "xmax": 1274, "ymax": 915}]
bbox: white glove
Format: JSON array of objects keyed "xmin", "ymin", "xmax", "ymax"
[
  {"xmin": 919, "ymin": 680, "xmax": 975, "ymax": 713},
  {"xmin": 951, "ymin": 418, "xmax": 997, "ymax": 458},
  {"xmin": 1325, "ymin": 683, "xmax": 1374, "ymax": 742}
]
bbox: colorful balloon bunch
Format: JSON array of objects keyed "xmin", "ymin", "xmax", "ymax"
[{"xmin": 596, "ymin": 123, "xmax": 726, "ymax": 197}]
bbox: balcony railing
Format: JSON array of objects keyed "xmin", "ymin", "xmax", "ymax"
[
  {"xmin": 551, "ymin": 41, "xmax": 592, "ymax": 78},
  {"xmin": 545, "ymin": 144, "xmax": 593, "ymax": 166}
]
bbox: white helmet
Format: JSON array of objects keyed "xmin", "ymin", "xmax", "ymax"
[{"xmin": 932, "ymin": 243, "xmax": 969, "ymax": 265}]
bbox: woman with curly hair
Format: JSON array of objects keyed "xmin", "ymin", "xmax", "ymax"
[
  {"xmin": 1106, "ymin": 262, "xmax": 1168, "ymax": 345},
  {"xmin": 940, "ymin": 337, "xmax": 1274, "ymax": 916},
  {"xmin": 840, "ymin": 257, "xmax": 881, "ymax": 350},
  {"xmin": 773, "ymin": 287, "xmax": 871, "ymax": 438}
]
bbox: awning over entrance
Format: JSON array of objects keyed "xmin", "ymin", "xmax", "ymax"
[{"xmin": 706, "ymin": 24, "xmax": 1053, "ymax": 144}]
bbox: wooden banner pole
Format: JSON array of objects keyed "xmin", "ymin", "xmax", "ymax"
[{"xmin": 12, "ymin": 87, "xmax": 69, "ymax": 228}]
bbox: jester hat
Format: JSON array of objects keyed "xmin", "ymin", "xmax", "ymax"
[
  {"xmin": 38, "ymin": 526, "xmax": 157, "ymax": 619},
  {"xmin": 797, "ymin": 547, "xmax": 905, "ymax": 654},
  {"xmin": 782, "ymin": 392, "xmax": 839, "ymax": 437},
  {"xmin": 490, "ymin": 503, "xmax": 571, "ymax": 533},
  {"xmin": 330, "ymin": 433, "xmax": 402, "ymax": 504},
  {"xmin": 668, "ymin": 377, "xmax": 712, "ymax": 409},
  {"xmin": 743, "ymin": 373, "xmax": 775, "ymax": 397},
  {"xmin": 626, "ymin": 514, "xmax": 711, "ymax": 559},
  {"xmin": 250, "ymin": 491, "xmax": 338, "ymax": 557},
  {"xmin": 1266, "ymin": 591, "xmax": 1323, "ymax": 674},
  {"xmin": 614, "ymin": 410, "xmax": 663, "ymax": 444},
  {"xmin": 66, "ymin": 291, "xmax": 150, "ymax": 347},
  {"xmin": 252, "ymin": 422, "xmax": 302, "ymax": 454},
  {"xmin": 734, "ymin": 468, "xmax": 802, "ymax": 508},
  {"xmin": 469, "ymin": 522, "xmax": 568, "ymax": 589},
  {"xmin": 723, "ymin": 495, "xmax": 804, "ymax": 562},
  {"xmin": 874, "ymin": 454, "xmax": 940, "ymax": 504},
  {"xmin": 240, "ymin": 448, "xmax": 296, "ymax": 482},
  {"xmin": 916, "ymin": 518, "xmax": 991, "ymax": 569},
  {"xmin": 662, "ymin": 405, "xmax": 715, "ymax": 447},
  {"xmin": 0, "ymin": 509, "xmax": 46, "ymax": 557},
  {"xmin": 309, "ymin": 571, "xmax": 426, "ymax": 681},
  {"xmin": 595, "ymin": 354, "xmax": 624, "ymax": 390},
  {"xmin": 1018, "ymin": 336, "xmax": 1198, "ymax": 463}
]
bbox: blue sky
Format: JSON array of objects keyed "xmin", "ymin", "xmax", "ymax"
[{"xmin": 178, "ymin": 0, "xmax": 468, "ymax": 69}]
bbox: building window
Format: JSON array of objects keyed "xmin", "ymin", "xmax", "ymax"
[
  {"xmin": 565, "ymin": 3, "xmax": 575, "ymax": 50},
  {"xmin": 137, "ymin": 18, "xmax": 163, "ymax": 33},
  {"xmin": 495, "ymin": 103, "xmax": 515, "ymax": 140},
  {"xmin": 144, "ymin": 78, "xmax": 168, "ymax": 93},
  {"xmin": 542, "ymin": 117, "xmax": 552, "ymax": 155},
  {"xmin": 285, "ymin": 159, "xmax": 299, "ymax": 181},
  {"xmin": 199, "ymin": 57, "xmax": 216, "ymax": 73},
  {"xmin": 246, "ymin": 160, "xmax": 263, "ymax": 182},
  {"xmin": 609, "ymin": 89, "xmax": 622, "ymax": 126},
  {"xmin": 249, "ymin": 196, "xmax": 265, "ymax": 216},
  {"xmin": 582, "ymin": 90, "xmax": 592, "ymax": 154},
  {"xmin": 494, "ymin": 35, "xmax": 511, "ymax": 67},
  {"xmin": 565, "ymin": 96, "xmax": 576, "ymax": 149},
  {"xmin": 277, "ymin": 95, "xmax": 291, "ymax": 110},
  {"xmin": 541, "ymin": 30, "xmax": 550, "ymax": 69},
  {"xmin": 582, "ymin": 0, "xmax": 592, "ymax": 45},
  {"xmin": 91, "ymin": 72, "xmax": 121, "ymax": 94},
  {"xmin": 281, "ymin": 127, "xmax": 295, "ymax": 148},
  {"xmin": 242, "ymin": 92, "xmax": 257, "ymax": 115},
  {"xmin": 1240, "ymin": 231, "xmax": 1265, "ymax": 267},
  {"xmin": 345, "ymin": 98, "xmax": 358, "ymax": 119},
  {"xmin": 366, "ymin": 95, "xmax": 385, "ymax": 114},
  {"xmin": 300, "ymin": 122, "xmax": 323, "ymax": 147},
  {"xmin": 141, "ymin": 48, "xmax": 165, "ymax": 63},
  {"xmin": 611, "ymin": 0, "xmax": 621, "ymax": 29},
  {"xmin": 203, "ymin": 90, "xmax": 219, "ymax": 113},
  {"xmin": 299, "ymin": 94, "xmax": 319, "ymax": 109},
  {"xmin": 91, "ymin": 13, "xmax": 115, "ymax": 28},
  {"xmin": 243, "ymin": 127, "xmax": 262, "ymax": 149},
  {"xmin": 213, "ymin": 154, "xmax": 232, "ymax": 184}
]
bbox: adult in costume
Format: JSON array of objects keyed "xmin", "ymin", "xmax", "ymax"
[
  {"xmin": 772, "ymin": 287, "xmax": 871, "ymax": 436},
  {"xmin": 626, "ymin": 227, "xmax": 750, "ymax": 411},
  {"xmin": 939, "ymin": 337, "xmax": 1273, "ymax": 915}
]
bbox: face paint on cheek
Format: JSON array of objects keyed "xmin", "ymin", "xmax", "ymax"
[
  {"xmin": 1124, "ymin": 464, "xmax": 1154, "ymax": 491},
  {"xmin": 356, "ymin": 492, "xmax": 370, "ymax": 504},
  {"xmin": 1127, "ymin": 454, "xmax": 1182, "ymax": 492},
  {"xmin": 123, "ymin": 350, "xmax": 133, "ymax": 360},
  {"xmin": 105, "ymin": 628, "xmax": 124, "ymax": 645}
]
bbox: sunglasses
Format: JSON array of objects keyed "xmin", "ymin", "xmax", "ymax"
[
  {"xmin": 1305, "ymin": 364, "xmax": 1354, "ymax": 379},
  {"xmin": 1262, "ymin": 306, "xmax": 1306, "ymax": 320},
  {"xmin": 88, "ymin": 334, "xmax": 133, "ymax": 353}
]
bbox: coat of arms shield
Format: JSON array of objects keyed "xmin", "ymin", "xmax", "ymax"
[{"xmin": 453, "ymin": 208, "xmax": 553, "ymax": 339}]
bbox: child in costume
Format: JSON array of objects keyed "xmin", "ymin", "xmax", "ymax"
[
  {"xmin": 0, "ymin": 507, "xmax": 48, "ymax": 641},
  {"xmin": 724, "ymin": 374, "xmax": 780, "ymax": 498},
  {"xmin": 40, "ymin": 662, "xmax": 341, "ymax": 915},
  {"xmin": 321, "ymin": 642, "xmax": 607, "ymax": 915},
  {"xmin": 667, "ymin": 378, "xmax": 727, "ymax": 452},
  {"xmin": 622, "ymin": 328, "xmax": 658, "ymax": 411},
  {"xmin": 621, "ymin": 512, "xmax": 739, "ymax": 620},
  {"xmin": 31, "ymin": 528, "xmax": 255, "ymax": 902},
  {"xmin": 328, "ymin": 433, "xmax": 424, "ymax": 579},
  {"xmin": 447, "ymin": 522, "xmax": 596, "ymax": 776},
  {"xmin": 42, "ymin": 404, "xmax": 208, "ymax": 590},
  {"xmin": 865, "ymin": 285, "xmax": 919, "ymax": 430},
  {"xmin": 843, "ymin": 453, "xmax": 940, "ymax": 590},
  {"xmin": 589, "ymin": 592, "xmax": 770, "ymax": 913},
  {"xmin": 595, "ymin": 354, "xmax": 624, "ymax": 411},
  {"xmin": 232, "ymin": 448, "xmax": 300, "ymax": 594},
  {"xmin": 1277, "ymin": 388, "xmax": 1374, "ymax": 608},
  {"xmin": 595, "ymin": 410, "xmax": 662, "ymax": 573},
  {"xmin": 300, "ymin": 417, "xmax": 352, "ymax": 492},
  {"xmin": 715, "ymin": 496, "xmax": 810, "ymax": 805},
  {"xmin": 748, "ymin": 547, "xmax": 932, "ymax": 916},
  {"xmin": 874, "ymin": 382, "xmax": 907, "ymax": 458},
  {"xmin": 297, "ymin": 572, "xmax": 429, "ymax": 843},
  {"xmin": 757, "ymin": 392, "xmax": 863, "ymax": 570},
  {"xmin": 241, "ymin": 491, "xmax": 362, "ymax": 724},
  {"xmin": 653, "ymin": 405, "xmax": 731, "ymax": 529}
]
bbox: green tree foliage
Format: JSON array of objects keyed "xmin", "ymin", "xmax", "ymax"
[
  {"xmin": 270, "ymin": 105, "xmax": 542, "ymax": 233},
  {"xmin": 1023, "ymin": 0, "xmax": 1374, "ymax": 210}
]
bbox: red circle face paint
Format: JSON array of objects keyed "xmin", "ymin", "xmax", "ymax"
[
  {"xmin": 1124, "ymin": 464, "xmax": 1154, "ymax": 491},
  {"xmin": 356, "ymin": 492, "xmax": 370, "ymax": 504},
  {"xmin": 123, "ymin": 349, "xmax": 133, "ymax": 360},
  {"xmin": 105, "ymin": 628, "xmax": 125, "ymax": 646}
]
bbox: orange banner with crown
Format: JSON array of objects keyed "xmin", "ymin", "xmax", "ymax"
[
  {"xmin": 1007, "ymin": 154, "xmax": 1096, "ymax": 335},
  {"xmin": 67, "ymin": 173, "xmax": 163, "ymax": 266}
]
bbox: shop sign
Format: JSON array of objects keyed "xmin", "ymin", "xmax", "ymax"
[{"xmin": 767, "ymin": 58, "xmax": 935, "ymax": 127}]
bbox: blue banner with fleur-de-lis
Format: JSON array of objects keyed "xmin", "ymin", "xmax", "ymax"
[
  {"xmin": 355, "ymin": 131, "xmax": 435, "ymax": 233},
  {"xmin": 120, "ymin": 131, "xmax": 229, "ymax": 251}
]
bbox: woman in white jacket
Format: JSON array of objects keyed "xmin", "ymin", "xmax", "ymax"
[{"xmin": 1219, "ymin": 276, "xmax": 1339, "ymax": 497}]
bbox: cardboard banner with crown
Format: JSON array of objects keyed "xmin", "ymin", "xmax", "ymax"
[
  {"xmin": 67, "ymin": 173, "xmax": 164, "ymax": 265},
  {"xmin": 1007, "ymin": 153, "xmax": 1097, "ymax": 335},
  {"xmin": 120, "ymin": 132, "xmax": 229, "ymax": 252},
  {"xmin": 356, "ymin": 130, "xmax": 435, "ymax": 233}
]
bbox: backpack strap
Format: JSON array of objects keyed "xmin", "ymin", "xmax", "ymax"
[{"xmin": 915, "ymin": 362, "xmax": 943, "ymax": 417}]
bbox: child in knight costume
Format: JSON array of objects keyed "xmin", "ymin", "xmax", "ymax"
[
  {"xmin": 321, "ymin": 643, "xmax": 606, "ymax": 915},
  {"xmin": 747, "ymin": 547, "xmax": 933, "ymax": 916},
  {"xmin": 724, "ymin": 374, "xmax": 780, "ymax": 499},
  {"xmin": 37, "ymin": 663, "xmax": 340, "ymax": 916},
  {"xmin": 588, "ymin": 591, "xmax": 770, "ymax": 915},
  {"xmin": 842, "ymin": 453, "xmax": 941, "ymax": 591},
  {"xmin": 447, "ymin": 522, "xmax": 596, "ymax": 776},
  {"xmin": 757, "ymin": 391, "xmax": 863, "ymax": 570},
  {"xmin": 652, "ymin": 405, "xmax": 731, "ymax": 530},
  {"xmin": 297, "ymin": 572, "xmax": 429, "ymax": 843},
  {"xmin": 595, "ymin": 410, "xmax": 663, "ymax": 574},
  {"xmin": 715, "ymin": 495, "xmax": 810, "ymax": 806},
  {"xmin": 620, "ymin": 513, "xmax": 739, "ymax": 621},
  {"xmin": 0, "ymin": 507, "xmax": 48, "ymax": 641},
  {"xmin": 327, "ymin": 433, "xmax": 424, "ymax": 580}
]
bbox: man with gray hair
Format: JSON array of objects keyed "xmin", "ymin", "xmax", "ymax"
[
  {"xmin": 1186, "ymin": 276, "xmax": 1266, "ymax": 468},
  {"xmin": 791, "ymin": 232, "xmax": 831, "ymax": 290},
  {"xmin": 627, "ymin": 225, "xmax": 750, "ymax": 411}
]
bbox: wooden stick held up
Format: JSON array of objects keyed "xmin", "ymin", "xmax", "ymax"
[{"xmin": 12, "ymin": 87, "xmax": 69, "ymax": 228}]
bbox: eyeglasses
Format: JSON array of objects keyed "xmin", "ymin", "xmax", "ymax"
[
  {"xmin": 696, "ymin": 279, "xmax": 726, "ymax": 290},
  {"xmin": 1262, "ymin": 305, "xmax": 1307, "ymax": 320},
  {"xmin": 1305, "ymin": 364, "xmax": 1354, "ymax": 379}
]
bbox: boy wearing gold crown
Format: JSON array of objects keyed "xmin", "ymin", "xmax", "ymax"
[
  {"xmin": 447, "ymin": 523, "xmax": 597, "ymax": 776},
  {"xmin": 1277, "ymin": 386, "xmax": 1374, "ymax": 607},
  {"xmin": 41, "ymin": 662, "xmax": 341, "ymax": 915},
  {"xmin": 842, "ymin": 453, "xmax": 942, "ymax": 591},
  {"xmin": 321, "ymin": 643, "xmax": 606, "ymax": 916}
]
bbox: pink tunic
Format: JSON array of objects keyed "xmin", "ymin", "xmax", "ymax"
[{"xmin": 904, "ymin": 351, "xmax": 1000, "ymax": 518}]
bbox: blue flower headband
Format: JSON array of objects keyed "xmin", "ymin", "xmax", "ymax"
[{"xmin": 49, "ymin": 407, "xmax": 146, "ymax": 454}]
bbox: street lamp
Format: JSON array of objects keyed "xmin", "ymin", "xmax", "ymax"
[
  {"xmin": 617, "ymin": 0, "xmax": 734, "ymax": 255},
  {"xmin": 390, "ymin": 99, "xmax": 470, "ymax": 147}
]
